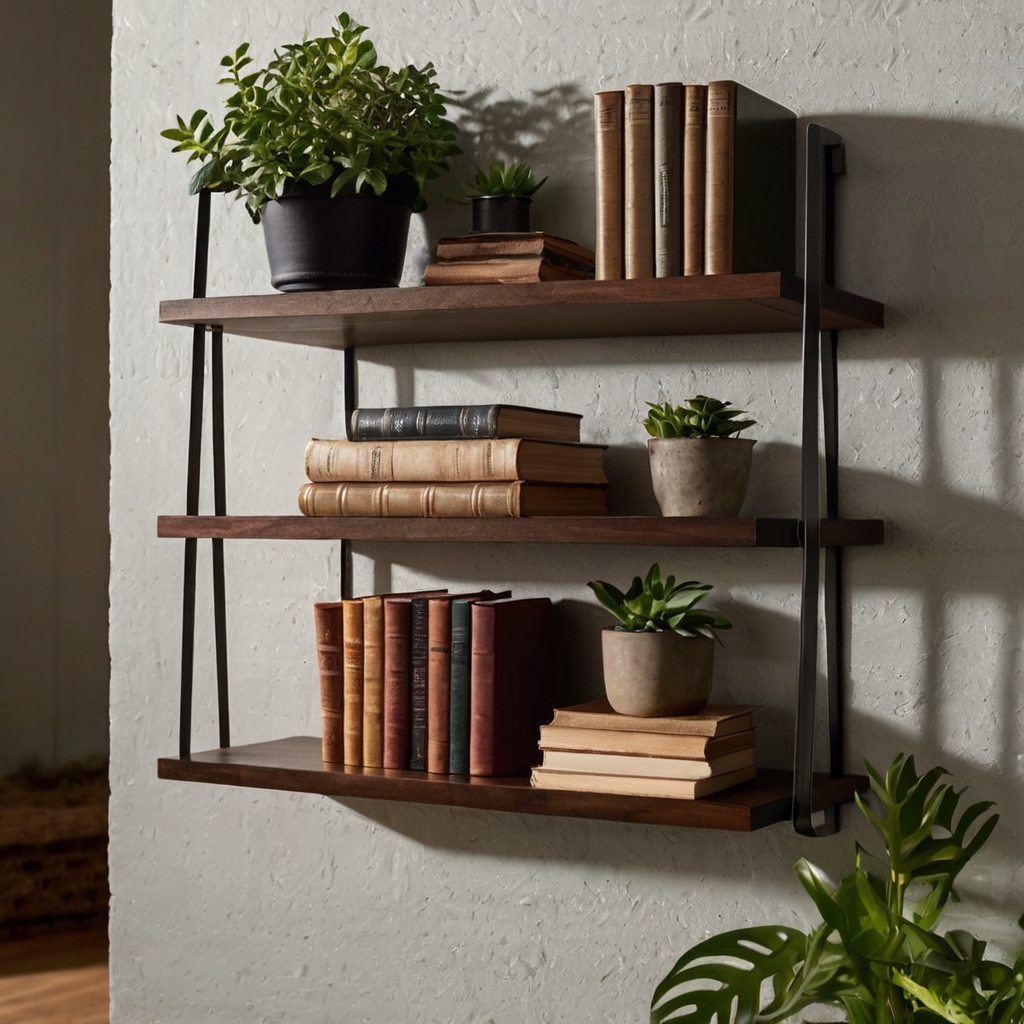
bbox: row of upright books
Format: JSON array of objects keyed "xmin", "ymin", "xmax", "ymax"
[
  {"xmin": 424, "ymin": 232, "xmax": 595, "ymax": 286},
  {"xmin": 531, "ymin": 699, "xmax": 758, "ymax": 799},
  {"xmin": 297, "ymin": 403, "xmax": 608, "ymax": 518},
  {"xmin": 594, "ymin": 79, "xmax": 796, "ymax": 280},
  {"xmin": 314, "ymin": 591, "xmax": 555, "ymax": 776}
]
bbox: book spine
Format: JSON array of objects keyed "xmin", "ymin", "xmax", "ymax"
[
  {"xmin": 426, "ymin": 598, "xmax": 453, "ymax": 774},
  {"xmin": 298, "ymin": 481, "xmax": 523, "ymax": 518},
  {"xmin": 382, "ymin": 599, "xmax": 412, "ymax": 769},
  {"xmin": 654, "ymin": 83, "xmax": 683, "ymax": 278},
  {"xmin": 313, "ymin": 602, "xmax": 345, "ymax": 764},
  {"xmin": 361, "ymin": 596, "xmax": 385, "ymax": 768},
  {"xmin": 342, "ymin": 599, "xmax": 364, "ymax": 765},
  {"xmin": 593, "ymin": 90, "xmax": 624, "ymax": 281},
  {"xmin": 352, "ymin": 405, "xmax": 508, "ymax": 440},
  {"xmin": 683, "ymin": 84, "xmax": 707, "ymax": 277},
  {"xmin": 448, "ymin": 600, "xmax": 472, "ymax": 775},
  {"xmin": 704, "ymin": 79, "xmax": 737, "ymax": 276},
  {"xmin": 409, "ymin": 598, "xmax": 430, "ymax": 771},
  {"xmin": 624, "ymin": 84, "xmax": 655, "ymax": 279},
  {"xmin": 468, "ymin": 603, "xmax": 497, "ymax": 777}
]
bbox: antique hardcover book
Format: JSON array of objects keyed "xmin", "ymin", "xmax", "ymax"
[
  {"xmin": 469, "ymin": 597, "xmax": 555, "ymax": 777},
  {"xmin": 447, "ymin": 599, "xmax": 474, "ymax": 775},
  {"xmin": 409, "ymin": 597, "xmax": 431, "ymax": 771},
  {"xmin": 654, "ymin": 82, "xmax": 683, "ymax": 278},
  {"xmin": 704, "ymin": 80, "xmax": 796, "ymax": 275},
  {"xmin": 593, "ymin": 89, "xmax": 625, "ymax": 280},
  {"xmin": 361, "ymin": 595, "xmax": 385, "ymax": 768},
  {"xmin": 423, "ymin": 257, "xmax": 593, "ymax": 285},
  {"xmin": 434, "ymin": 232, "xmax": 594, "ymax": 265},
  {"xmin": 349, "ymin": 405, "xmax": 582, "ymax": 443},
  {"xmin": 304, "ymin": 437, "xmax": 607, "ymax": 485},
  {"xmin": 547, "ymin": 699, "xmax": 758, "ymax": 737},
  {"xmin": 530, "ymin": 764, "xmax": 757, "ymax": 799},
  {"xmin": 342, "ymin": 599, "xmax": 365, "ymax": 766},
  {"xmin": 624, "ymin": 84, "xmax": 655, "ymax": 279},
  {"xmin": 297, "ymin": 481, "xmax": 608, "ymax": 518},
  {"xmin": 538, "ymin": 746, "xmax": 755, "ymax": 780},
  {"xmin": 682, "ymin": 84, "xmax": 707, "ymax": 277},
  {"xmin": 313, "ymin": 601, "xmax": 346, "ymax": 764},
  {"xmin": 538, "ymin": 725, "xmax": 756, "ymax": 760}
]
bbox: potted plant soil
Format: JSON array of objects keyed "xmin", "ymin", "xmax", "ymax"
[
  {"xmin": 162, "ymin": 13, "xmax": 460, "ymax": 290},
  {"xmin": 464, "ymin": 161, "xmax": 547, "ymax": 232},
  {"xmin": 644, "ymin": 395, "xmax": 756, "ymax": 516},
  {"xmin": 587, "ymin": 564, "xmax": 731, "ymax": 717}
]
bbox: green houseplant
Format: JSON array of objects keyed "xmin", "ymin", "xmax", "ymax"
[
  {"xmin": 644, "ymin": 396, "xmax": 757, "ymax": 517},
  {"xmin": 588, "ymin": 564, "xmax": 731, "ymax": 716},
  {"xmin": 651, "ymin": 754, "xmax": 1024, "ymax": 1024},
  {"xmin": 161, "ymin": 12, "xmax": 460, "ymax": 290},
  {"xmin": 464, "ymin": 160, "xmax": 547, "ymax": 233}
]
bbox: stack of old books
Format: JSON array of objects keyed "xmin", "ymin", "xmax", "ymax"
[
  {"xmin": 530, "ymin": 699, "xmax": 758, "ymax": 799},
  {"xmin": 297, "ymin": 403, "xmax": 608, "ymax": 518},
  {"xmin": 423, "ymin": 232, "xmax": 595, "ymax": 286}
]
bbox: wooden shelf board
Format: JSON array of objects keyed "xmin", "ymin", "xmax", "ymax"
[
  {"xmin": 157, "ymin": 515, "xmax": 883, "ymax": 547},
  {"xmin": 158, "ymin": 273, "xmax": 884, "ymax": 349},
  {"xmin": 157, "ymin": 736, "xmax": 868, "ymax": 832}
]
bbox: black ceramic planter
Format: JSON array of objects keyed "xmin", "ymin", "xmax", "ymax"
[
  {"xmin": 261, "ymin": 175, "xmax": 417, "ymax": 291},
  {"xmin": 470, "ymin": 195, "xmax": 532, "ymax": 233}
]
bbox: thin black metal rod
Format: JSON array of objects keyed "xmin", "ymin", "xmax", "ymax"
[
  {"xmin": 793, "ymin": 124, "xmax": 844, "ymax": 837},
  {"xmin": 822, "ymin": 329, "xmax": 843, "ymax": 776},
  {"xmin": 211, "ymin": 326, "xmax": 230, "ymax": 748},
  {"xmin": 179, "ymin": 189, "xmax": 212, "ymax": 760},
  {"xmin": 341, "ymin": 342, "xmax": 356, "ymax": 598}
]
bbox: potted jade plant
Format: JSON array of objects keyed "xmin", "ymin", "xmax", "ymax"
[
  {"xmin": 464, "ymin": 161, "xmax": 547, "ymax": 232},
  {"xmin": 644, "ymin": 395, "xmax": 756, "ymax": 516},
  {"xmin": 161, "ymin": 13, "xmax": 460, "ymax": 290},
  {"xmin": 652, "ymin": 753, "xmax": 1024, "ymax": 1023},
  {"xmin": 587, "ymin": 564, "xmax": 731, "ymax": 717}
]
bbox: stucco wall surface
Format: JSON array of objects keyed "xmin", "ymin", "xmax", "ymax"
[{"xmin": 110, "ymin": 2, "xmax": 1024, "ymax": 1021}]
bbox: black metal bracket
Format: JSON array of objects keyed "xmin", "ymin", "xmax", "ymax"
[
  {"xmin": 341, "ymin": 344, "xmax": 357, "ymax": 599},
  {"xmin": 793, "ymin": 125, "xmax": 846, "ymax": 836}
]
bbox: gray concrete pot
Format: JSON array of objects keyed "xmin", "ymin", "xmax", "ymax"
[
  {"xmin": 600, "ymin": 628, "xmax": 714, "ymax": 717},
  {"xmin": 648, "ymin": 436, "xmax": 756, "ymax": 516}
]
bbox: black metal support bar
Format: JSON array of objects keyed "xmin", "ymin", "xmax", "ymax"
[
  {"xmin": 179, "ymin": 190, "xmax": 211, "ymax": 759},
  {"xmin": 211, "ymin": 327, "xmax": 230, "ymax": 748},
  {"xmin": 793, "ymin": 125, "xmax": 845, "ymax": 837},
  {"xmin": 341, "ymin": 345, "xmax": 357, "ymax": 598}
]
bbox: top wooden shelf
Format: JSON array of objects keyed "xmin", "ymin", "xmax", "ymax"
[{"xmin": 159, "ymin": 273, "xmax": 884, "ymax": 350}]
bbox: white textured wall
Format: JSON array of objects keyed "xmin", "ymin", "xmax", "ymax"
[{"xmin": 110, "ymin": 2, "xmax": 1024, "ymax": 1021}]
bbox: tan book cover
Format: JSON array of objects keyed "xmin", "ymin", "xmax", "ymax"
[
  {"xmin": 297, "ymin": 481, "xmax": 608, "ymax": 518},
  {"xmin": 530, "ymin": 764, "xmax": 757, "ymax": 800},
  {"xmin": 539, "ymin": 746, "xmax": 754, "ymax": 780},
  {"xmin": 313, "ymin": 601, "xmax": 346, "ymax": 764},
  {"xmin": 538, "ymin": 725, "xmax": 756, "ymax": 760},
  {"xmin": 423, "ymin": 257, "xmax": 591, "ymax": 286},
  {"xmin": 683, "ymin": 84, "xmax": 707, "ymax": 277},
  {"xmin": 435, "ymin": 232, "xmax": 594, "ymax": 264},
  {"xmin": 361, "ymin": 596, "xmax": 385, "ymax": 768},
  {"xmin": 654, "ymin": 82, "xmax": 683, "ymax": 278},
  {"xmin": 593, "ymin": 90, "xmax": 624, "ymax": 280},
  {"xmin": 304, "ymin": 437, "xmax": 607, "ymax": 486},
  {"xmin": 342, "ymin": 599, "xmax": 364, "ymax": 766},
  {"xmin": 624, "ymin": 84, "xmax": 654, "ymax": 279},
  {"xmin": 547, "ymin": 699, "xmax": 758, "ymax": 737},
  {"xmin": 704, "ymin": 79, "xmax": 737, "ymax": 276}
]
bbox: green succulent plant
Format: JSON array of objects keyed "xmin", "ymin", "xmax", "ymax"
[
  {"xmin": 644, "ymin": 395, "xmax": 756, "ymax": 439},
  {"xmin": 651, "ymin": 753, "xmax": 1024, "ymax": 1024},
  {"xmin": 465, "ymin": 160, "xmax": 547, "ymax": 199},
  {"xmin": 160, "ymin": 12, "xmax": 460, "ymax": 221},
  {"xmin": 587, "ymin": 563, "xmax": 732, "ymax": 638}
]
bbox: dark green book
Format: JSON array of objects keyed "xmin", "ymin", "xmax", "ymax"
[
  {"xmin": 349, "ymin": 405, "xmax": 581, "ymax": 443},
  {"xmin": 447, "ymin": 599, "xmax": 474, "ymax": 775}
]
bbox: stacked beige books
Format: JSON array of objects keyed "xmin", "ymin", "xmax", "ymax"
[
  {"xmin": 423, "ymin": 232, "xmax": 595, "ymax": 286},
  {"xmin": 297, "ymin": 431, "xmax": 609, "ymax": 518},
  {"xmin": 530, "ymin": 699, "xmax": 758, "ymax": 799}
]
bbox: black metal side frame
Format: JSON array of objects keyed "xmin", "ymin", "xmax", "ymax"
[{"xmin": 793, "ymin": 124, "xmax": 847, "ymax": 836}]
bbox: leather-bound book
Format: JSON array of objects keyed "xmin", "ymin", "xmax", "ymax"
[
  {"xmin": 313, "ymin": 601, "xmax": 345, "ymax": 764},
  {"xmin": 342, "ymin": 599, "xmax": 364, "ymax": 766},
  {"xmin": 361, "ymin": 595, "xmax": 385, "ymax": 768},
  {"xmin": 593, "ymin": 90, "xmax": 624, "ymax": 281},
  {"xmin": 704, "ymin": 80, "xmax": 796, "ymax": 275},
  {"xmin": 408, "ymin": 596, "xmax": 431, "ymax": 771},
  {"xmin": 447, "ymin": 599, "xmax": 474, "ymax": 775},
  {"xmin": 469, "ymin": 597, "xmax": 556, "ymax": 777},
  {"xmin": 349, "ymin": 404, "xmax": 582, "ymax": 443},
  {"xmin": 654, "ymin": 82, "xmax": 683, "ymax": 278},
  {"xmin": 682, "ymin": 84, "xmax": 707, "ymax": 277},
  {"xmin": 624, "ymin": 84, "xmax": 655, "ymax": 279}
]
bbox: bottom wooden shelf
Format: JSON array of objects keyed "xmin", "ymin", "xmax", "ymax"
[{"xmin": 157, "ymin": 736, "xmax": 867, "ymax": 832}]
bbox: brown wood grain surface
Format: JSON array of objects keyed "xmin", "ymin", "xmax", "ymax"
[{"xmin": 158, "ymin": 736, "xmax": 867, "ymax": 832}]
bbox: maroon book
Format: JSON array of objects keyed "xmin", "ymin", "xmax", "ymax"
[{"xmin": 469, "ymin": 597, "xmax": 556, "ymax": 777}]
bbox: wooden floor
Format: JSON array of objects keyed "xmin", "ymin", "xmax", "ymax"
[{"xmin": 0, "ymin": 926, "xmax": 108, "ymax": 1024}]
